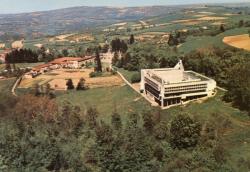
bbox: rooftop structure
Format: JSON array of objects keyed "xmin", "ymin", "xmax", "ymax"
[
  {"xmin": 32, "ymin": 56, "xmax": 94, "ymax": 72},
  {"xmin": 140, "ymin": 60, "xmax": 216, "ymax": 109}
]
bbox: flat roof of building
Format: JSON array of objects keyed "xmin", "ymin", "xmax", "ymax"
[
  {"xmin": 149, "ymin": 69, "xmax": 210, "ymax": 84},
  {"xmin": 144, "ymin": 60, "xmax": 212, "ymax": 85}
]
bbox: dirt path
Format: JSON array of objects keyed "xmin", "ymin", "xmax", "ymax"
[
  {"xmin": 11, "ymin": 75, "xmax": 23, "ymax": 96},
  {"xmin": 103, "ymin": 50, "xmax": 159, "ymax": 107}
]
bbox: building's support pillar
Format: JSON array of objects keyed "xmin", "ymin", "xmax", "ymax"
[{"xmin": 160, "ymin": 88, "xmax": 165, "ymax": 108}]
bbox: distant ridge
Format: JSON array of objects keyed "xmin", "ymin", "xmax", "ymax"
[{"xmin": 0, "ymin": 6, "xmax": 184, "ymax": 39}]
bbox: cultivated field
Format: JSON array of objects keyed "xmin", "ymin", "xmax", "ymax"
[
  {"xmin": 49, "ymin": 33, "xmax": 94, "ymax": 43},
  {"xmin": 223, "ymin": 34, "xmax": 250, "ymax": 51},
  {"xmin": 172, "ymin": 16, "xmax": 227, "ymax": 25},
  {"xmin": 19, "ymin": 68, "xmax": 124, "ymax": 90}
]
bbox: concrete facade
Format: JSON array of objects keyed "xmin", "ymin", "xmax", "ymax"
[{"xmin": 140, "ymin": 60, "xmax": 216, "ymax": 109}]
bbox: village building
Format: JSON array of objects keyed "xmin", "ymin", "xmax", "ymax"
[
  {"xmin": 0, "ymin": 49, "xmax": 11, "ymax": 63},
  {"xmin": 24, "ymin": 56, "xmax": 94, "ymax": 78},
  {"xmin": 140, "ymin": 60, "xmax": 216, "ymax": 109}
]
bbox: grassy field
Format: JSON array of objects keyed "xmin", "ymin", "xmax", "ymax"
[
  {"xmin": 0, "ymin": 78, "xmax": 16, "ymax": 104},
  {"xmin": 179, "ymin": 27, "xmax": 250, "ymax": 53},
  {"xmin": 0, "ymin": 78, "xmax": 16, "ymax": 93},
  {"xmin": 56, "ymin": 85, "xmax": 153, "ymax": 121},
  {"xmin": 223, "ymin": 34, "xmax": 250, "ymax": 51},
  {"xmin": 116, "ymin": 68, "xmax": 139, "ymax": 83}
]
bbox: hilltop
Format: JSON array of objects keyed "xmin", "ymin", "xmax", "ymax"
[{"xmin": 0, "ymin": 6, "xmax": 184, "ymax": 40}]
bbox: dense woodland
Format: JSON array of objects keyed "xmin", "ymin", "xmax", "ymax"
[{"xmin": 0, "ymin": 92, "xmax": 241, "ymax": 171}]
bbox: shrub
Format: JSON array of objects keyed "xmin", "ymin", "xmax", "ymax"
[
  {"xmin": 170, "ymin": 114, "xmax": 201, "ymax": 149},
  {"xmin": 89, "ymin": 71, "xmax": 102, "ymax": 78},
  {"xmin": 131, "ymin": 72, "xmax": 141, "ymax": 83},
  {"xmin": 66, "ymin": 79, "xmax": 74, "ymax": 90}
]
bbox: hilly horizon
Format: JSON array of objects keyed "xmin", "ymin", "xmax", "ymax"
[
  {"xmin": 0, "ymin": 4, "xmax": 209, "ymax": 40},
  {"xmin": 0, "ymin": 2, "xmax": 249, "ymax": 41}
]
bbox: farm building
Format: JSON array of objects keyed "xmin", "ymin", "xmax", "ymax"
[
  {"xmin": 25, "ymin": 56, "xmax": 94, "ymax": 78},
  {"xmin": 140, "ymin": 60, "xmax": 216, "ymax": 109},
  {"xmin": 0, "ymin": 49, "xmax": 11, "ymax": 63}
]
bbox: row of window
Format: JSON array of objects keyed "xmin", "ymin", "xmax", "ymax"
[
  {"xmin": 165, "ymin": 85, "xmax": 207, "ymax": 92},
  {"xmin": 145, "ymin": 77, "xmax": 159, "ymax": 91},
  {"xmin": 165, "ymin": 87, "xmax": 207, "ymax": 93},
  {"xmin": 165, "ymin": 84, "xmax": 207, "ymax": 90},
  {"xmin": 145, "ymin": 83, "xmax": 160, "ymax": 99},
  {"xmin": 164, "ymin": 89, "xmax": 207, "ymax": 97}
]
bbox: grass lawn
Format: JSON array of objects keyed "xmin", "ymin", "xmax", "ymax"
[
  {"xmin": 56, "ymin": 85, "xmax": 154, "ymax": 121},
  {"xmin": 0, "ymin": 64, "xmax": 5, "ymax": 71},
  {"xmin": 0, "ymin": 78, "xmax": 16, "ymax": 93},
  {"xmin": 116, "ymin": 68, "xmax": 139, "ymax": 83},
  {"xmin": 0, "ymin": 78, "xmax": 16, "ymax": 104}
]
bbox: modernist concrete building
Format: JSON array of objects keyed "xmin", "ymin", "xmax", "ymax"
[{"xmin": 140, "ymin": 60, "xmax": 216, "ymax": 108}]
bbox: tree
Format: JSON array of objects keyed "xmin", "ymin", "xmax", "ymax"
[
  {"xmin": 154, "ymin": 146, "xmax": 164, "ymax": 161},
  {"xmin": 168, "ymin": 34, "xmax": 178, "ymax": 46},
  {"xmin": 5, "ymin": 49, "xmax": 38, "ymax": 63},
  {"xmin": 120, "ymin": 40, "xmax": 128, "ymax": 53},
  {"xmin": 62, "ymin": 49, "xmax": 69, "ymax": 57},
  {"xmin": 86, "ymin": 107, "xmax": 98, "ymax": 128},
  {"xmin": 44, "ymin": 83, "xmax": 51, "ymax": 95},
  {"xmin": 129, "ymin": 34, "xmax": 135, "ymax": 44},
  {"xmin": 34, "ymin": 83, "xmax": 42, "ymax": 96},
  {"xmin": 220, "ymin": 24, "xmax": 225, "ymax": 32},
  {"xmin": 159, "ymin": 57, "xmax": 168, "ymax": 68},
  {"xmin": 95, "ymin": 49, "xmax": 102, "ymax": 72},
  {"xmin": 170, "ymin": 114, "xmax": 201, "ymax": 149},
  {"xmin": 112, "ymin": 51, "xmax": 119, "ymax": 66},
  {"xmin": 142, "ymin": 112, "xmax": 155, "ymax": 133},
  {"xmin": 5, "ymin": 63, "xmax": 11, "ymax": 71},
  {"xmin": 154, "ymin": 121, "xmax": 168, "ymax": 140},
  {"xmin": 131, "ymin": 72, "xmax": 141, "ymax": 83},
  {"xmin": 239, "ymin": 20, "xmax": 244, "ymax": 27},
  {"xmin": 111, "ymin": 38, "xmax": 121, "ymax": 52},
  {"xmin": 66, "ymin": 79, "xmax": 75, "ymax": 90},
  {"xmin": 76, "ymin": 78, "xmax": 86, "ymax": 90},
  {"xmin": 14, "ymin": 94, "xmax": 58, "ymax": 122},
  {"xmin": 224, "ymin": 62, "xmax": 250, "ymax": 113},
  {"xmin": 111, "ymin": 111, "xmax": 122, "ymax": 130}
]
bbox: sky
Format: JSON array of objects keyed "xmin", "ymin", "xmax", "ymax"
[{"xmin": 0, "ymin": 0, "xmax": 249, "ymax": 14}]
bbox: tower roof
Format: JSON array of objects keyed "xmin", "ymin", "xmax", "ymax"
[{"xmin": 174, "ymin": 60, "xmax": 184, "ymax": 71}]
